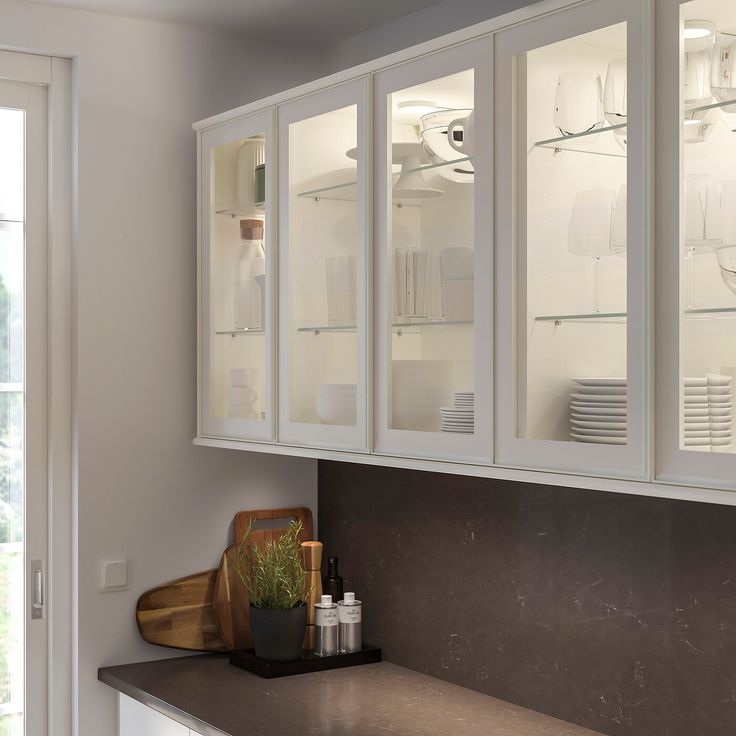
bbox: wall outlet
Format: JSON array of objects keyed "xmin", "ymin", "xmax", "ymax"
[{"xmin": 99, "ymin": 559, "xmax": 129, "ymax": 592}]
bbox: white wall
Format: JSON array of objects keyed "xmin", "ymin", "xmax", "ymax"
[
  {"xmin": 326, "ymin": 0, "xmax": 538, "ymax": 72},
  {"xmin": 0, "ymin": 3, "xmax": 326, "ymax": 736}
]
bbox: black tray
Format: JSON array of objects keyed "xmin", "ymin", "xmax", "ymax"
[{"xmin": 229, "ymin": 646, "xmax": 382, "ymax": 678}]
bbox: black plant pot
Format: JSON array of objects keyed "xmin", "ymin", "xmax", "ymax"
[{"xmin": 249, "ymin": 603, "xmax": 307, "ymax": 662}]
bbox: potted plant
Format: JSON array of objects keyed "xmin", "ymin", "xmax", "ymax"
[{"xmin": 234, "ymin": 519, "xmax": 308, "ymax": 662}]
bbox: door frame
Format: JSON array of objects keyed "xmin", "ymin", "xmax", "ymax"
[{"xmin": 0, "ymin": 50, "xmax": 74, "ymax": 736}]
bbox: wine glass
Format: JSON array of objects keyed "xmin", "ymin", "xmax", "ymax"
[{"xmin": 553, "ymin": 72, "xmax": 604, "ymax": 137}]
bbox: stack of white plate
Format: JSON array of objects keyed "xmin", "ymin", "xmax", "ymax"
[
  {"xmin": 684, "ymin": 374, "xmax": 733, "ymax": 450},
  {"xmin": 570, "ymin": 378, "xmax": 627, "ymax": 445},
  {"xmin": 392, "ymin": 361, "xmax": 452, "ymax": 432},
  {"xmin": 316, "ymin": 384, "xmax": 357, "ymax": 426},
  {"xmin": 440, "ymin": 392, "xmax": 474, "ymax": 434}
]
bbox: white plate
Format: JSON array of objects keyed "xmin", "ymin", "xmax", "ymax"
[
  {"xmin": 571, "ymin": 420, "xmax": 627, "ymax": 430},
  {"xmin": 441, "ymin": 427, "xmax": 473, "ymax": 433},
  {"xmin": 684, "ymin": 378, "xmax": 708, "ymax": 387},
  {"xmin": 712, "ymin": 430, "xmax": 733, "ymax": 437},
  {"xmin": 683, "ymin": 408, "xmax": 709, "ymax": 417},
  {"xmin": 570, "ymin": 433, "xmax": 627, "ymax": 445},
  {"xmin": 571, "ymin": 386, "xmax": 627, "ymax": 395},
  {"xmin": 684, "ymin": 387, "xmax": 708, "ymax": 396},
  {"xmin": 684, "ymin": 438, "xmax": 733, "ymax": 446},
  {"xmin": 708, "ymin": 386, "xmax": 733, "ymax": 397},
  {"xmin": 706, "ymin": 397, "xmax": 732, "ymax": 406},
  {"xmin": 570, "ymin": 404, "xmax": 628, "ymax": 418},
  {"xmin": 571, "ymin": 413, "xmax": 627, "ymax": 422},
  {"xmin": 572, "ymin": 378, "xmax": 626, "ymax": 386},
  {"xmin": 710, "ymin": 407, "xmax": 733, "ymax": 417},
  {"xmin": 707, "ymin": 374, "xmax": 734, "ymax": 386},
  {"xmin": 570, "ymin": 427, "xmax": 627, "ymax": 437},
  {"xmin": 683, "ymin": 422, "xmax": 711, "ymax": 430},
  {"xmin": 571, "ymin": 393, "xmax": 627, "ymax": 403}
]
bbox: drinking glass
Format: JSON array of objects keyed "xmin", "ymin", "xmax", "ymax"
[{"xmin": 553, "ymin": 71, "xmax": 604, "ymax": 136}]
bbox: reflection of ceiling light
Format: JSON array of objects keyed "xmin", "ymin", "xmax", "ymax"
[
  {"xmin": 397, "ymin": 100, "xmax": 439, "ymax": 116},
  {"xmin": 683, "ymin": 20, "xmax": 716, "ymax": 52},
  {"xmin": 684, "ymin": 118, "xmax": 702, "ymax": 126}
]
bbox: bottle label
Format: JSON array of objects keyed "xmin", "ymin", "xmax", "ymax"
[
  {"xmin": 315, "ymin": 607, "xmax": 338, "ymax": 627},
  {"xmin": 338, "ymin": 604, "xmax": 362, "ymax": 624}
]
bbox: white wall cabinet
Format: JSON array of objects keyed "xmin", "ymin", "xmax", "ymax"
[{"xmin": 195, "ymin": 0, "xmax": 736, "ymax": 501}]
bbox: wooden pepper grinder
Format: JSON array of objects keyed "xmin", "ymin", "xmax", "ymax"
[{"xmin": 300, "ymin": 541, "xmax": 323, "ymax": 651}]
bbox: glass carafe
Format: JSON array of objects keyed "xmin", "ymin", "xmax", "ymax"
[{"xmin": 234, "ymin": 218, "xmax": 266, "ymax": 331}]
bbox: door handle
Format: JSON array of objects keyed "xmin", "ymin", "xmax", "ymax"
[{"xmin": 31, "ymin": 559, "xmax": 45, "ymax": 620}]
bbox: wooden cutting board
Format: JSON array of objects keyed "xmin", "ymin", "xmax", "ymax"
[
  {"xmin": 213, "ymin": 507, "xmax": 314, "ymax": 651},
  {"xmin": 136, "ymin": 569, "xmax": 228, "ymax": 652}
]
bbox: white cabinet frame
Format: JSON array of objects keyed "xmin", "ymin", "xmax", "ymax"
[
  {"xmin": 654, "ymin": 0, "xmax": 736, "ymax": 491},
  {"xmin": 277, "ymin": 78, "xmax": 370, "ymax": 451},
  {"xmin": 373, "ymin": 38, "xmax": 493, "ymax": 464},
  {"xmin": 199, "ymin": 109, "xmax": 277, "ymax": 443},
  {"xmin": 493, "ymin": 0, "xmax": 654, "ymax": 480}
]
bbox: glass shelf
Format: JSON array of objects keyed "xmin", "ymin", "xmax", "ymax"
[
  {"xmin": 215, "ymin": 328, "xmax": 265, "ymax": 336},
  {"xmin": 535, "ymin": 311, "xmax": 627, "ymax": 324},
  {"xmin": 296, "ymin": 156, "xmax": 473, "ymax": 203},
  {"xmin": 533, "ymin": 96, "xmax": 736, "ymax": 158},
  {"xmin": 533, "ymin": 123, "xmax": 627, "ymax": 157},
  {"xmin": 296, "ymin": 318, "xmax": 474, "ymax": 335},
  {"xmin": 535, "ymin": 306, "xmax": 736, "ymax": 324},
  {"xmin": 215, "ymin": 205, "xmax": 265, "ymax": 218}
]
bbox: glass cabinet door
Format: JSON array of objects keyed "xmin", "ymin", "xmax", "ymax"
[
  {"xmin": 494, "ymin": 0, "xmax": 650, "ymax": 478},
  {"xmin": 278, "ymin": 79, "xmax": 368, "ymax": 450},
  {"xmin": 656, "ymin": 0, "xmax": 736, "ymax": 489},
  {"xmin": 200, "ymin": 110, "xmax": 275, "ymax": 442},
  {"xmin": 373, "ymin": 39, "xmax": 492, "ymax": 463}
]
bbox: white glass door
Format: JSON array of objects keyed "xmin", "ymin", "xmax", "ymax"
[
  {"xmin": 373, "ymin": 38, "xmax": 492, "ymax": 463},
  {"xmin": 200, "ymin": 110, "xmax": 275, "ymax": 442},
  {"xmin": 278, "ymin": 79, "xmax": 368, "ymax": 451},
  {"xmin": 494, "ymin": 0, "xmax": 651, "ymax": 478},
  {"xmin": 656, "ymin": 0, "xmax": 736, "ymax": 489},
  {"xmin": 0, "ymin": 76, "xmax": 49, "ymax": 736}
]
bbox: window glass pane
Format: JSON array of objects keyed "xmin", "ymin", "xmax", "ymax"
[{"xmin": 0, "ymin": 106, "xmax": 23, "ymax": 736}]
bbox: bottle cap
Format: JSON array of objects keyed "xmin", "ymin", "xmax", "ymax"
[
  {"xmin": 344, "ymin": 592, "xmax": 355, "ymax": 604},
  {"xmin": 240, "ymin": 219, "xmax": 264, "ymax": 240},
  {"xmin": 320, "ymin": 594, "xmax": 333, "ymax": 606}
]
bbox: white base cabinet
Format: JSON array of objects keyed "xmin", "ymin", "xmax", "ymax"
[{"xmin": 119, "ymin": 695, "xmax": 210, "ymax": 736}]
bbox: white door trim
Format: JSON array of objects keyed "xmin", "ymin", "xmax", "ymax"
[{"xmin": 0, "ymin": 49, "xmax": 74, "ymax": 736}]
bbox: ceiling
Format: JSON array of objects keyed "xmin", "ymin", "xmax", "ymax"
[{"xmin": 19, "ymin": 0, "xmax": 447, "ymax": 45}]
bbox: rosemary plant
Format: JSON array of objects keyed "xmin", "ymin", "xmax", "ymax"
[{"xmin": 234, "ymin": 519, "xmax": 307, "ymax": 610}]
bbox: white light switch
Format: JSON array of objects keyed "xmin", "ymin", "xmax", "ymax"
[{"xmin": 100, "ymin": 560, "xmax": 129, "ymax": 591}]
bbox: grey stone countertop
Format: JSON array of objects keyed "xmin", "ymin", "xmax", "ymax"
[{"xmin": 99, "ymin": 654, "xmax": 605, "ymax": 736}]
